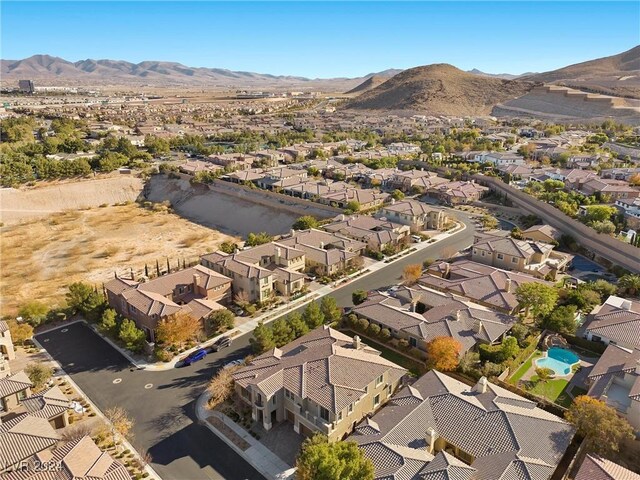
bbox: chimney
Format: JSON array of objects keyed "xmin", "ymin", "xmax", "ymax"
[
  {"xmin": 410, "ymin": 301, "xmax": 417, "ymax": 313},
  {"xmin": 474, "ymin": 376, "xmax": 488, "ymax": 394},
  {"xmin": 391, "ymin": 198, "xmax": 396, "ymax": 205},
  {"xmin": 193, "ymin": 273, "xmax": 201, "ymax": 288},
  {"xmin": 340, "ymin": 214, "xmax": 346, "ymax": 221},
  {"xmin": 473, "ymin": 320, "xmax": 483, "ymax": 334},
  {"xmin": 425, "ymin": 427, "xmax": 437, "ymax": 453},
  {"xmin": 290, "ymin": 229, "xmax": 295, "ymax": 237},
  {"xmin": 275, "ymin": 247, "xmax": 281, "ymax": 262},
  {"xmin": 636, "ymin": 360, "xmax": 640, "ymax": 375},
  {"xmin": 504, "ymin": 278, "xmax": 512, "ymax": 293},
  {"xmin": 353, "ymin": 335, "xmax": 361, "ymax": 350},
  {"xmin": 455, "ymin": 310, "xmax": 461, "ymax": 322},
  {"xmin": 320, "ymin": 241, "xmax": 325, "ymax": 249}
]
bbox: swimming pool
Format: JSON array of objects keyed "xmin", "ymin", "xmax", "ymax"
[{"xmin": 535, "ymin": 347, "xmax": 580, "ymax": 376}]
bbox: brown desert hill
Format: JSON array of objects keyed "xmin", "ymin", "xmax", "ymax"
[
  {"xmin": 345, "ymin": 63, "xmax": 534, "ymax": 116},
  {"xmin": 345, "ymin": 75, "xmax": 390, "ymax": 94},
  {"xmin": 522, "ymin": 45, "xmax": 640, "ymax": 98}
]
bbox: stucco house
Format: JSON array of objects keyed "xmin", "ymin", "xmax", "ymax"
[{"xmin": 232, "ymin": 326, "xmax": 406, "ymax": 441}]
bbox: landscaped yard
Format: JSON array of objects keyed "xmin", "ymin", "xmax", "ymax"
[
  {"xmin": 342, "ymin": 330, "xmax": 424, "ymax": 376},
  {"xmin": 509, "ymin": 350, "xmax": 542, "ymax": 384},
  {"xmin": 528, "ymin": 378, "xmax": 569, "ymax": 403}
]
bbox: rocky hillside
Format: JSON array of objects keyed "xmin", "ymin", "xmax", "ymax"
[
  {"xmin": 345, "ymin": 64, "xmax": 534, "ymax": 116},
  {"xmin": 522, "ymin": 45, "xmax": 640, "ymax": 98},
  {"xmin": 345, "ymin": 75, "xmax": 390, "ymax": 94}
]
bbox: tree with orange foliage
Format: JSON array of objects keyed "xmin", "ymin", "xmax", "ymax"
[
  {"xmin": 156, "ymin": 311, "xmax": 201, "ymax": 348},
  {"xmin": 426, "ymin": 336, "xmax": 462, "ymax": 371},
  {"xmin": 566, "ymin": 395, "xmax": 634, "ymax": 456},
  {"xmin": 402, "ymin": 264, "xmax": 423, "ymax": 285},
  {"xmin": 629, "ymin": 173, "xmax": 640, "ymax": 186}
]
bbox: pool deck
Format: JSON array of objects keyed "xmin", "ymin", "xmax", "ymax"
[{"xmin": 519, "ymin": 349, "xmax": 597, "ymax": 385}]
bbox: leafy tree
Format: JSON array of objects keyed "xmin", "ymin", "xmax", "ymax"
[
  {"xmin": 293, "ymin": 216, "xmax": 319, "ymax": 230},
  {"xmin": 582, "ymin": 205, "xmax": 617, "ymax": 223},
  {"xmin": 66, "ymin": 282, "xmax": 104, "ymax": 320},
  {"xmin": 207, "ymin": 367, "xmax": 235, "ymax": 409},
  {"xmin": 564, "ymin": 287, "xmax": 602, "ymax": 311},
  {"xmin": 566, "ymin": 396, "xmax": 634, "ymax": 456},
  {"xmin": 500, "ymin": 336, "xmax": 520, "ymax": 360},
  {"xmin": 590, "ymin": 220, "xmax": 616, "ymax": 235},
  {"xmin": 105, "ymin": 406, "xmax": 134, "ymax": 448},
  {"xmin": 18, "ymin": 301, "xmax": 49, "ymax": 327},
  {"xmin": 99, "ymin": 308, "xmax": 118, "ymax": 334},
  {"xmin": 588, "ymin": 280, "xmax": 617, "ymax": 299},
  {"xmin": 25, "ymin": 363, "xmax": 54, "ymax": 392},
  {"xmin": 219, "ymin": 241, "xmax": 238, "ymax": 254},
  {"xmin": 7, "ymin": 320, "xmax": 33, "ymax": 344},
  {"xmin": 391, "ymin": 189, "xmax": 405, "ymax": 201},
  {"xmin": 534, "ymin": 366, "xmax": 554, "ymax": 399},
  {"xmin": 402, "ymin": 264, "xmax": 423, "ymax": 284},
  {"xmin": 352, "ymin": 290, "xmax": 368, "ymax": 305},
  {"xmin": 380, "ymin": 328, "xmax": 391, "ymax": 341},
  {"xmin": 303, "ymin": 301, "xmax": 325, "ymax": 329},
  {"xmin": 480, "ymin": 215, "xmax": 498, "ymax": 230},
  {"xmin": 345, "ymin": 201, "xmax": 361, "ymax": 213},
  {"xmin": 296, "ymin": 434, "xmax": 374, "ymax": 480},
  {"xmin": 357, "ymin": 318, "xmax": 370, "ymax": 332},
  {"xmin": 320, "ymin": 297, "xmax": 341, "ymax": 324},
  {"xmin": 426, "ymin": 336, "xmax": 462, "ymax": 371},
  {"xmin": 156, "ymin": 312, "xmax": 201, "ymax": 347},
  {"xmin": 515, "ymin": 283, "xmax": 558, "ymax": 321},
  {"xmin": 246, "ymin": 232, "xmax": 273, "ymax": 247},
  {"xmin": 271, "ymin": 318, "xmax": 294, "ymax": 347},
  {"xmin": 367, "ymin": 323, "xmax": 381, "ymax": 336},
  {"xmin": 208, "ymin": 309, "xmax": 235, "ymax": 333},
  {"xmin": 118, "ymin": 319, "xmax": 146, "ymax": 352},
  {"xmin": 250, "ymin": 321, "xmax": 275, "ymax": 354},
  {"xmin": 287, "ymin": 312, "xmax": 309, "ymax": 338},
  {"xmin": 542, "ymin": 305, "xmax": 577, "ymax": 334},
  {"xmin": 510, "ymin": 323, "xmax": 530, "ymax": 347}
]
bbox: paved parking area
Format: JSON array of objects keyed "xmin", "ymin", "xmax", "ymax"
[{"xmin": 35, "ymin": 322, "xmax": 263, "ymax": 480}]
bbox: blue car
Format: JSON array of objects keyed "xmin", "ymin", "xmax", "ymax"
[{"xmin": 183, "ymin": 348, "xmax": 207, "ymax": 366}]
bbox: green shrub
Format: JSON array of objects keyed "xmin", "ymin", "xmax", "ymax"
[
  {"xmin": 367, "ymin": 323, "xmax": 381, "ymax": 337},
  {"xmin": 380, "ymin": 328, "xmax": 391, "ymax": 341}
]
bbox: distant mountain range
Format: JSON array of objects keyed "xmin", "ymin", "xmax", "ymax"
[{"xmin": 0, "ymin": 55, "xmax": 398, "ymax": 90}]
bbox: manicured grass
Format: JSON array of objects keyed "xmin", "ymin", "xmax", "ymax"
[
  {"xmin": 556, "ymin": 385, "xmax": 587, "ymax": 408},
  {"xmin": 509, "ymin": 350, "xmax": 542, "ymax": 384},
  {"xmin": 529, "ymin": 378, "xmax": 569, "ymax": 402}
]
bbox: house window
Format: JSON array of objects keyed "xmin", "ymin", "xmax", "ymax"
[
  {"xmin": 18, "ymin": 390, "xmax": 27, "ymax": 400},
  {"xmin": 319, "ymin": 406, "xmax": 330, "ymax": 422},
  {"xmin": 348, "ymin": 403, "xmax": 353, "ymax": 415},
  {"xmin": 337, "ymin": 411, "xmax": 343, "ymax": 422},
  {"xmin": 409, "ymin": 337, "xmax": 417, "ymax": 348},
  {"xmin": 497, "ymin": 253, "xmax": 504, "ymax": 260},
  {"xmin": 376, "ymin": 374, "xmax": 384, "ymax": 386},
  {"xmin": 473, "ymin": 249, "xmax": 477, "ymax": 255},
  {"xmin": 511, "ymin": 257, "xmax": 518, "ymax": 263},
  {"xmin": 481, "ymin": 251, "xmax": 485, "ymax": 257},
  {"xmin": 272, "ymin": 396, "xmax": 277, "ymax": 405},
  {"xmin": 387, "ymin": 385, "xmax": 392, "ymax": 396},
  {"xmin": 285, "ymin": 389, "xmax": 294, "ymax": 400},
  {"xmin": 373, "ymin": 394, "xmax": 380, "ymax": 407}
]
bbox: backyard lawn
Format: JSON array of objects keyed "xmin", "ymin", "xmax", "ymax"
[
  {"xmin": 509, "ymin": 350, "xmax": 542, "ymax": 384},
  {"xmin": 529, "ymin": 378, "xmax": 570, "ymax": 402},
  {"xmin": 343, "ymin": 330, "xmax": 424, "ymax": 376}
]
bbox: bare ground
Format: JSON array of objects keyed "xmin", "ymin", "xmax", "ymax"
[{"xmin": 0, "ymin": 203, "xmax": 239, "ymax": 316}]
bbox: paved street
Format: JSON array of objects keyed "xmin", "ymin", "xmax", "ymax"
[{"xmin": 35, "ymin": 211, "xmax": 476, "ymax": 480}]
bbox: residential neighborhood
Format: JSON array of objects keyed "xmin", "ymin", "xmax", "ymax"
[{"xmin": 2, "ymin": 3, "xmax": 640, "ymax": 479}]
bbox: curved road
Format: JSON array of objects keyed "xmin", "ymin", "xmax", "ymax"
[{"xmin": 35, "ymin": 212, "xmax": 475, "ymax": 480}]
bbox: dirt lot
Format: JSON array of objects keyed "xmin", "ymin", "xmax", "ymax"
[{"xmin": 0, "ymin": 203, "xmax": 239, "ymax": 316}]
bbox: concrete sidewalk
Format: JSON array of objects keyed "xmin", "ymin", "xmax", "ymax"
[
  {"xmin": 196, "ymin": 391, "xmax": 295, "ymax": 480},
  {"xmin": 106, "ymin": 220, "xmax": 467, "ymax": 371}
]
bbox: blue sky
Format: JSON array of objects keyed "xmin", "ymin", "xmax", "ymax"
[{"xmin": 2, "ymin": 2, "xmax": 638, "ymax": 78}]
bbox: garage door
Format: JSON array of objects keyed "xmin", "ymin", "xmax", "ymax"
[{"xmin": 286, "ymin": 409, "xmax": 295, "ymax": 423}]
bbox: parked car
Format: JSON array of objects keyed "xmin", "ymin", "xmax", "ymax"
[
  {"xmin": 211, "ymin": 336, "xmax": 232, "ymax": 352},
  {"xmin": 411, "ymin": 235, "xmax": 422, "ymax": 243},
  {"xmin": 223, "ymin": 359, "xmax": 244, "ymax": 369},
  {"xmin": 183, "ymin": 348, "xmax": 207, "ymax": 366},
  {"xmin": 231, "ymin": 306, "xmax": 244, "ymax": 316}
]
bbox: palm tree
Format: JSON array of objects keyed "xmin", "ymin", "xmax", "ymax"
[{"xmin": 618, "ymin": 274, "xmax": 640, "ymax": 297}]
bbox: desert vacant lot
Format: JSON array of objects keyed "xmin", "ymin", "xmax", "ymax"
[{"xmin": 0, "ymin": 203, "xmax": 238, "ymax": 316}]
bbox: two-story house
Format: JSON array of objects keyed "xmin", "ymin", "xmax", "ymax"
[
  {"xmin": 377, "ymin": 199, "xmax": 452, "ymax": 232},
  {"xmin": 201, "ymin": 242, "xmax": 306, "ymax": 303},
  {"xmin": 105, "ymin": 265, "xmax": 232, "ymax": 341},
  {"xmin": 471, "ymin": 232, "xmax": 571, "ymax": 280},
  {"xmin": 232, "ymin": 326, "xmax": 406, "ymax": 441},
  {"xmin": 323, "ymin": 215, "xmax": 410, "ymax": 252}
]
